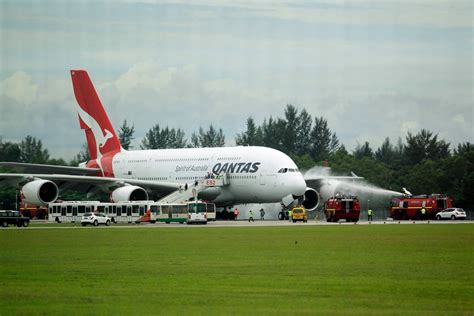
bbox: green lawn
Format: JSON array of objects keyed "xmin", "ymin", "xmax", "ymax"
[{"xmin": 0, "ymin": 224, "xmax": 472, "ymax": 315}]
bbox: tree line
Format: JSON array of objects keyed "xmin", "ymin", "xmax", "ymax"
[{"xmin": 1, "ymin": 104, "xmax": 473, "ymax": 210}]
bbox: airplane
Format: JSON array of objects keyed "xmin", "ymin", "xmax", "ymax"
[{"xmin": 1, "ymin": 70, "xmax": 332, "ymax": 212}]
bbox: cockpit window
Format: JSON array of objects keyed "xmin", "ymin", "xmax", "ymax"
[{"xmin": 278, "ymin": 168, "xmax": 300, "ymax": 173}]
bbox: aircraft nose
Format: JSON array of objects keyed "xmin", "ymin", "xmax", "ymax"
[{"xmin": 292, "ymin": 174, "xmax": 307, "ymax": 196}]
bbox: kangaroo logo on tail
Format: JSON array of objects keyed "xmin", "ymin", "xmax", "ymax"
[
  {"xmin": 71, "ymin": 70, "xmax": 122, "ymax": 176},
  {"xmin": 76, "ymin": 105, "xmax": 114, "ymax": 174}
]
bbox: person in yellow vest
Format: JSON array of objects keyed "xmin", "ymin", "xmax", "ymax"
[
  {"xmin": 288, "ymin": 209, "xmax": 293, "ymax": 222},
  {"xmin": 421, "ymin": 207, "xmax": 426, "ymax": 221},
  {"xmin": 248, "ymin": 209, "xmax": 254, "ymax": 223},
  {"xmin": 367, "ymin": 208, "xmax": 373, "ymax": 222}
]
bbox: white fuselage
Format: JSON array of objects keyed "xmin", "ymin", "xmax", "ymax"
[{"xmin": 111, "ymin": 146, "xmax": 306, "ymax": 205}]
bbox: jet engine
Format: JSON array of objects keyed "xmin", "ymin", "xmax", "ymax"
[
  {"xmin": 22, "ymin": 180, "xmax": 59, "ymax": 206},
  {"xmin": 111, "ymin": 185, "xmax": 149, "ymax": 202},
  {"xmin": 302, "ymin": 187, "xmax": 320, "ymax": 211}
]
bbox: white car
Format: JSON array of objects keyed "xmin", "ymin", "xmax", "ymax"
[
  {"xmin": 81, "ymin": 212, "xmax": 111, "ymax": 226},
  {"xmin": 435, "ymin": 208, "xmax": 467, "ymax": 220}
]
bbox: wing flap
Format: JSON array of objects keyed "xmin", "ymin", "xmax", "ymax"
[{"xmin": 0, "ymin": 162, "xmax": 100, "ymax": 176}]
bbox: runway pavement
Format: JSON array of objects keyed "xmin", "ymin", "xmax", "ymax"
[{"xmin": 4, "ymin": 219, "xmax": 473, "ymax": 230}]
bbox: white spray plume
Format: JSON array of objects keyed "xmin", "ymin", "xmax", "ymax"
[{"xmin": 303, "ymin": 166, "xmax": 403, "ymax": 198}]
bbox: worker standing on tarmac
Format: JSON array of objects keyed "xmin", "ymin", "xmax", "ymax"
[
  {"xmin": 367, "ymin": 208, "xmax": 373, "ymax": 222},
  {"xmin": 248, "ymin": 210, "xmax": 254, "ymax": 223},
  {"xmin": 233, "ymin": 208, "xmax": 239, "ymax": 220},
  {"xmin": 288, "ymin": 209, "xmax": 293, "ymax": 222},
  {"xmin": 260, "ymin": 208, "xmax": 265, "ymax": 220},
  {"xmin": 421, "ymin": 207, "xmax": 426, "ymax": 221}
]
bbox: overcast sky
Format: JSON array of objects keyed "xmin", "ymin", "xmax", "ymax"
[{"xmin": 0, "ymin": 0, "xmax": 472, "ymax": 160}]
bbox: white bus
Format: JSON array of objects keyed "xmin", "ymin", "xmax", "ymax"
[
  {"xmin": 112, "ymin": 201, "xmax": 151, "ymax": 223},
  {"xmin": 49, "ymin": 201, "xmax": 101, "ymax": 223},
  {"xmin": 49, "ymin": 201, "xmax": 152, "ymax": 224},
  {"xmin": 205, "ymin": 202, "xmax": 216, "ymax": 221},
  {"xmin": 49, "ymin": 200, "xmax": 216, "ymax": 224},
  {"xmin": 149, "ymin": 203, "xmax": 188, "ymax": 224},
  {"xmin": 186, "ymin": 201, "xmax": 208, "ymax": 224}
]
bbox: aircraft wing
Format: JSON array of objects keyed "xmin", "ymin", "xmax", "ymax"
[
  {"xmin": 0, "ymin": 162, "xmax": 100, "ymax": 176},
  {"xmin": 0, "ymin": 173, "xmax": 180, "ymax": 194},
  {"xmin": 304, "ymin": 172, "xmax": 364, "ymax": 188}
]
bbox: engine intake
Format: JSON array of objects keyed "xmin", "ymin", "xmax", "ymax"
[
  {"xmin": 111, "ymin": 185, "xmax": 148, "ymax": 202},
  {"xmin": 22, "ymin": 180, "xmax": 59, "ymax": 206},
  {"xmin": 302, "ymin": 187, "xmax": 320, "ymax": 211}
]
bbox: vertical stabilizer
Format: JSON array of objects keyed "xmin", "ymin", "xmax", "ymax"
[{"xmin": 70, "ymin": 70, "xmax": 122, "ymax": 160}]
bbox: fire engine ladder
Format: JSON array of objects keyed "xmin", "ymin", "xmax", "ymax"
[{"xmin": 157, "ymin": 175, "xmax": 228, "ymax": 204}]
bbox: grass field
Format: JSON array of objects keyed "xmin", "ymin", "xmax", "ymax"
[{"xmin": 0, "ymin": 224, "xmax": 472, "ymax": 315}]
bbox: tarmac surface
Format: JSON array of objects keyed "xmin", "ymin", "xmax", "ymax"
[{"xmin": 6, "ymin": 219, "xmax": 474, "ymax": 230}]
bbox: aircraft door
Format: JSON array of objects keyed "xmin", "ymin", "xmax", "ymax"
[
  {"xmin": 72, "ymin": 206, "xmax": 78, "ymax": 222},
  {"xmin": 260, "ymin": 174, "xmax": 266, "ymax": 185},
  {"xmin": 266, "ymin": 174, "xmax": 277, "ymax": 187},
  {"xmin": 127, "ymin": 205, "xmax": 132, "ymax": 223},
  {"xmin": 61, "ymin": 206, "xmax": 66, "ymax": 222},
  {"xmin": 116, "ymin": 206, "xmax": 122, "ymax": 223},
  {"xmin": 127, "ymin": 206, "xmax": 132, "ymax": 223}
]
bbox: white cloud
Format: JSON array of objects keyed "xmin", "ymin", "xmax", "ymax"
[
  {"xmin": 451, "ymin": 114, "xmax": 465, "ymax": 125},
  {"xmin": 97, "ymin": 62, "xmax": 280, "ymax": 141},
  {"xmin": 0, "ymin": 71, "xmax": 38, "ymax": 105},
  {"xmin": 0, "ymin": 1, "xmax": 472, "ymax": 157},
  {"xmin": 122, "ymin": 0, "xmax": 473, "ymax": 28},
  {"xmin": 0, "ymin": 63, "xmax": 472, "ymax": 160}
]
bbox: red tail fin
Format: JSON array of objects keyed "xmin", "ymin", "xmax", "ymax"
[{"xmin": 70, "ymin": 70, "xmax": 122, "ymax": 160}]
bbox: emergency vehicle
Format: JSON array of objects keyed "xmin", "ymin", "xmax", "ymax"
[
  {"xmin": 19, "ymin": 193, "xmax": 48, "ymax": 219},
  {"xmin": 390, "ymin": 194, "xmax": 453, "ymax": 220},
  {"xmin": 324, "ymin": 194, "xmax": 361, "ymax": 222},
  {"xmin": 291, "ymin": 206, "xmax": 308, "ymax": 223}
]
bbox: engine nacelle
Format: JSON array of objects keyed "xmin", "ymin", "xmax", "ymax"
[
  {"xmin": 22, "ymin": 180, "xmax": 59, "ymax": 206},
  {"xmin": 302, "ymin": 187, "xmax": 320, "ymax": 211},
  {"xmin": 111, "ymin": 186, "xmax": 148, "ymax": 202}
]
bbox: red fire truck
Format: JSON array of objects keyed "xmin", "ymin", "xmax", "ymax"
[
  {"xmin": 19, "ymin": 193, "xmax": 48, "ymax": 219},
  {"xmin": 324, "ymin": 194, "xmax": 361, "ymax": 222},
  {"xmin": 390, "ymin": 194, "xmax": 452, "ymax": 220}
]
